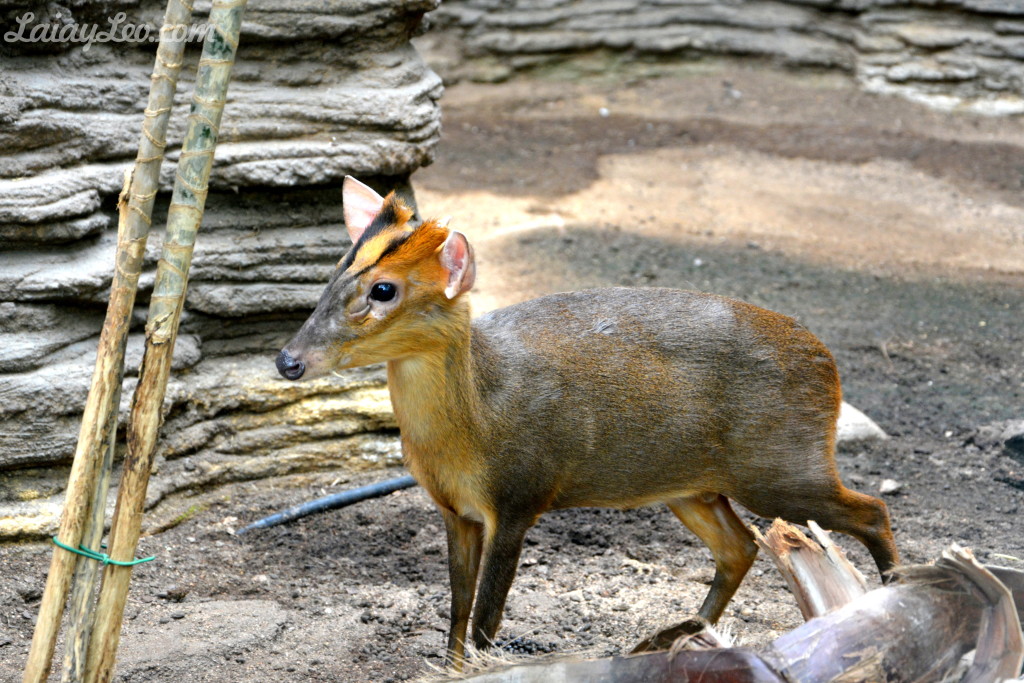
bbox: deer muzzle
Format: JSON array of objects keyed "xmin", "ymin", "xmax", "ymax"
[{"xmin": 276, "ymin": 349, "xmax": 305, "ymax": 380}]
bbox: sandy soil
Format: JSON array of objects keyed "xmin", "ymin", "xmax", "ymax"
[{"xmin": 3, "ymin": 60, "xmax": 1024, "ymax": 682}]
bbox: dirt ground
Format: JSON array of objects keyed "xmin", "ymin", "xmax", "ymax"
[{"xmin": 4, "ymin": 60, "xmax": 1024, "ymax": 682}]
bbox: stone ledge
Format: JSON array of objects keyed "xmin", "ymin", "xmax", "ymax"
[
  {"xmin": 0, "ymin": 434, "xmax": 403, "ymax": 539},
  {"xmin": 420, "ymin": 0, "xmax": 1024, "ymax": 114}
]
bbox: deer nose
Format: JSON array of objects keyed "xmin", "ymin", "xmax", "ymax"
[{"xmin": 276, "ymin": 349, "xmax": 305, "ymax": 380}]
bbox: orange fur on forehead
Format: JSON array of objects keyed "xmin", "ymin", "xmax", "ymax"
[
  {"xmin": 341, "ymin": 192, "xmax": 453, "ymax": 280},
  {"xmin": 378, "ymin": 220, "xmax": 449, "ymax": 272},
  {"xmin": 346, "ymin": 218, "xmax": 451, "ymax": 284}
]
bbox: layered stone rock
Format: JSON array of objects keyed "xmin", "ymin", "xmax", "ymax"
[
  {"xmin": 418, "ymin": 0, "xmax": 1024, "ymax": 114},
  {"xmin": 0, "ymin": 0, "xmax": 439, "ymax": 537}
]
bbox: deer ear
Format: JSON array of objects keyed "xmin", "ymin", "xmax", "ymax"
[
  {"xmin": 439, "ymin": 230, "xmax": 476, "ymax": 299},
  {"xmin": 343, "ymin": 176, "xmax": 385, "ymax": 243}
]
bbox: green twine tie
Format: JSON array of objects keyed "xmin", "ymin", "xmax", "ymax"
[{"xmin": 51, "ymin": 536, "xmax": 155, "ymax": 567}]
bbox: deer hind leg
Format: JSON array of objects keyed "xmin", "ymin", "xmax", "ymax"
[
  {"xmin": 738, "ymin": 481, "xmax": 899, "ymax": 580},
  {"xmin": 803, "ymin": 485, "xmax": 899, "ymax": 578},
  {"xmin": 838, "ymin": 487, "xmax": 900, "ymax": 577},
  {"xmin": 667, "ymin": 493, "xmax": 758, "ymax": 623}
]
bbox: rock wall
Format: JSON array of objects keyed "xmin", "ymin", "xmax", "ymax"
[
  {"xmin": 4, "ymin": 0, "xmax": 1014, "ymax": 538},
  {"xmin": 0, "ymin": 0, "xmax": 442, "ymax": 537},
  {"xmin": 417, "ymin": 0, "xmax": 1024, "ymax": 114}
]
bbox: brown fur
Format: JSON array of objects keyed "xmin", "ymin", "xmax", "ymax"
[{"xmin": 279, "ymin": 195, "xmax": 900, "ymax": 669}]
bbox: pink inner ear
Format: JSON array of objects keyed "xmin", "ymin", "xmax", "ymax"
[
  {"xmin": 441, "ymin": 231, "xmax": 476, "ymax": 299},
  {"xmin": 343, "ymin": 176, "xmax": 385, "ymax": 243}
]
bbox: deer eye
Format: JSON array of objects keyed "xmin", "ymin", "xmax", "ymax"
[{"xmin": 369, "ymin": 282, "xmax": 397, "ymax": 302}]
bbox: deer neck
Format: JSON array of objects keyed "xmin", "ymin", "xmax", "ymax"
[{"xmin": 385, "ymin": 299, "xmax": 481, "ymax": 460}]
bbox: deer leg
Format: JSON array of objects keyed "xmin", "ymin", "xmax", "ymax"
[
  {"xmin": 667, "ymin": 494, "xmax": 758, "ymax": 623},
  {"xmin": 739, "ymin": 483, "xmax": 899, "ymax": 580},
  {"xmin": 803, "ymin": 486, "xmax": 900, "ymax": 579},
  {"xmin": 442, "ymin": 509, "xmax": 483, "ymax": 669},
  {"xmin": 470, "ymin": 517, "xmax": 532, "ymax": 650}
]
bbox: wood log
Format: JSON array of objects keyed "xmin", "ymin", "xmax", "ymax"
[
  {"xmin": 764, "ymin": 545, "xmax": 1022, "ymax": 681},
  {"xmin": 447, "ymin": 530, "xmax": 1024, "ymax": 682},
  {"xmin": 902, "ymin": 547, "xmax": 1023, "ymax": 683},
  {"xmin": 752, "ymin": 519, "xmax": 868, "ymax": 620},
  {"xmin": 445, "ymin": 648, "xmax": 784, "ymax": 683}
]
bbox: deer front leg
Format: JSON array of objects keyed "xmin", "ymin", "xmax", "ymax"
[
  {"xmin": 470, "ymin": 517, "xmax": 532, "ymax": 650},
  {"xmin": 442, "ymin": 509, "xmax": 483, "ymax": 669}
]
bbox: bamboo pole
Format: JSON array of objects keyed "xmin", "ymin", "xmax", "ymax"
[
  {"xmin": 60, "ymin": 411, "xmax": 118, "ymax": 683},
  {"xmin": 84, "ymin": 3, "xmax": 247, "ymax": 681},
  {"xmin": 23, "ymin": 4, "xmax": 194, "ymax": 681}
]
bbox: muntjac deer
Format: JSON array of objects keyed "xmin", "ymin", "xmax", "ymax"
[{"xmin": 276, "ymin": 177, "xmax": 899, "ymax": 666}]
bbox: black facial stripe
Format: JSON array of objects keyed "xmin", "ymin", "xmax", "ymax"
[
  {"xmin": 338, "ymin": 197, "xmax": 408, "ymax": 272},
  {"xmin": 364, "ymin": 199, "xmax": 403, "ymax": 237},
  {"xmin": 376, "ymin": 232, "xmax": 412, "ymax": 263},
  {"xmin": 337, "ymin": 244, "xmax": 358, "ymax": 273},
  {"xmin": 352, "ymin": 263, "xmax": 374, "ymax": 280},
  {"xmin": 338, "ymin": 232, "xmax": 413, "ymax": 280}
]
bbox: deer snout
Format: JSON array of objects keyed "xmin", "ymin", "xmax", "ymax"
[{"xmin": 276, "ymin": 349, "xmax": 305, "ymax": 380}]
